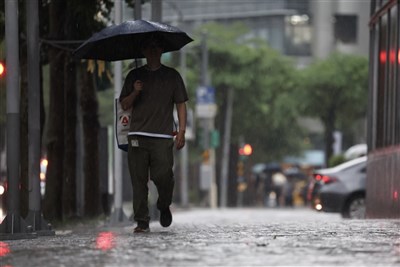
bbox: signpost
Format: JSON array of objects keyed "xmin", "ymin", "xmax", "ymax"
[{"xmin": 196, "ymin": 85, "xmax": 218, "ymax": 208}]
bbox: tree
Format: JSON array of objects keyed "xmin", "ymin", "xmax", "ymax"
[
  {"xmin": 183, "ymin": 22, "xmax": 306, "ymax": 206},
  {"xmin": 43, "ymin": 0, "xmax": 67, "ymax": 221},
  {"xmin": 43, "ymin": 0, "xmax": 113, "ymax": 221},
  {"xmin": 297, "ymin": 53, "xmax": 369, "ymax": 165},
  {"xmin": 187, "ymin": 22, "xmax": 305, "ymax": 163}
]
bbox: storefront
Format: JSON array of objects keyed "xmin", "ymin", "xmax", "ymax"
[{"xmin": 367, "ymin": 0, "xmax": 400, "ymax": 218}]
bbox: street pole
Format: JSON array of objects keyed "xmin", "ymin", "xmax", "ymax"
[
  {"xmin": 200, "ymin": 33, "xmax": 217, "ymax": 209},
  {"xmin": 0, "ymin": 0, "xmax": 32, "ymax": 238},
  {"xmin": 151, "ymin": 0, "xmax": 162, "ymax": 22},
  {"xmin": 180, "ymin": 47, "xmax": 189, "ymax": 208},
  {"xmin": 25, "ymin": 0, "xmax": 54, "ymax": 235},
  {"xmin": 134, "ymin": 0, "xmax": 142, "ymax": 20},
  {"xmin": 220, "ymin": 88, "xmax": 234, "ymax": 207},
  {"xmin": 237, "ymin": 136, "xmax": 245, "ymax": 207},
  {"xmin": 110, "ymin": 0, "xmax": 128, "ymax": 224}
]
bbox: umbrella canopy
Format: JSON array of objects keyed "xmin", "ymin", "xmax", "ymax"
[
  {"xmin": 73, "ymin": 19, "xmax": 193, "ymax": 61},
  {"xmin": 263, "ymin": 162, "xmax": 282, "ymax": 174}
]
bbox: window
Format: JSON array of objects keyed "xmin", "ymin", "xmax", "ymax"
[
  {"xmin": 377, "ymin": 14, "xmax": 388, "ymax": 148},
  {"xmin": 389, "ymin": 6, "xmax": 398, "ymax": 145},
  {"xmin": 284, "ymin": 14, "xmax": 312, "ymax": 56},
  {"xmin": 334, "ymin": 15, "xmax": 358, "ymax": 44}
]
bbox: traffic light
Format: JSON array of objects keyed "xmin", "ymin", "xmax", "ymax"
[
  {"xmin": 0, "ymin": 62, "xmax": 5, "ymax": 77},
  {"xmin": 239, "ymin": 144, "xmax": 253, "ymax": 156}
]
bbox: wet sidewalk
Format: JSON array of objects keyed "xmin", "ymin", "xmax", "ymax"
[{"xmin": 1, "ymin": 208, "xmax": 399, "ymax": 266}]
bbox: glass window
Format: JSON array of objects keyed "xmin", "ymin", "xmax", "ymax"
[
  {"xmin": 396, "ymin": 5, "xmax": 400, "ymax": 144},
  {"xmin": 377, "ymin": 14, "xmax": 388, "ymax": 148},
  {"xmin": 334, "ymin": 15, "xmax": 358, "ymax": 44},
  {"xmin": 369, "ymin": 23, "xmax": 380, "ymax": 150},
  {"xmin": 286, "ymin": 0, "xmax": 310, "ymax": 14},
  {"xmin": 284, "ymin": 15, "xmax": 312, "ymax": 56},
  {"xmin": 389, "ymin": 6, "xmax": 398, "ymax": 145}
]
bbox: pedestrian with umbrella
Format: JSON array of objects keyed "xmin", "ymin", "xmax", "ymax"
[{"xmin": 74, "ymin": 20, "xmax": 193, "ymax": 233}]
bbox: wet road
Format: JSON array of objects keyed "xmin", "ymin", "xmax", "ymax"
[{"xmin": 1, "ymin": 208, "xmax": 399, "ymax": 266}]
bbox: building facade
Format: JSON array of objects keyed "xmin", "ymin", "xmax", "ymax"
[{"xmin": 367, "ymin": 0, "xmax": 400, "ymax": 218}]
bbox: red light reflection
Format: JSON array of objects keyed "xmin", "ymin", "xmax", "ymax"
[
  {"xmin": 394, "ymin": 190, "xmax": 399, "ymax": 200},
  {"xmin": 389, "ymin": 49, "xmax": 396, "ymax": 63},
  {"xmin": 96, "ymin": 232, "xmax": 116, "ymax": 251},
  {"xmin": 380, "ymin": 51, "xmax": 386, "ymax": 63},
  {"xmin": 0, "ymin": 241, "xmax": 11, "ymax": 257},
  {"xmin": 379, "ymin": 49, "xmax": 400, "ymax": 64}
]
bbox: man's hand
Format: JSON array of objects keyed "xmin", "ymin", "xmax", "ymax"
[
  {"xmin": 175, "ymin": 130, "xmax": 185, "ymax": 150},
  {"xmin": 175, "ymin": 102, "xmax": 187, "ymax": 150},
  {"xmin": 121, "ymin": 80, "xmax": 143, "ymax": 110}
]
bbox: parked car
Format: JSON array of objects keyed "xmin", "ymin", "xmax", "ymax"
[{"xmin": 308, "ymin": 156, "xmax": 367, "ymax": 219}]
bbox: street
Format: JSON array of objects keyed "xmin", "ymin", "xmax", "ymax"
[{"xmin": 0, "ymin": 207, "xmax": 399, "ymax": 266}]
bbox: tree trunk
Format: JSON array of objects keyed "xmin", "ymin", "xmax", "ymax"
[
  {"xmin": 323, "ymin": 108, "xmax": 336, "ymax": 167},
  {"xmin": 80, "ymin": 66, "xmax": 100, "ymax": 218},
  {"xmin": 43, "ymin": 1, "xmax": 66, "ymax": 221},
  {"xmin": 62, "ymin": 57, "xmax": 77, "ymax": 219}
]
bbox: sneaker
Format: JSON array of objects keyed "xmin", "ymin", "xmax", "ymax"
[
  {"xmin": 160, "ymin": 207, "xmax": 172, "ymax": 227},
  {"xmin": 133, "ymin": 222, "xmax": 150, "ymax": 233}
]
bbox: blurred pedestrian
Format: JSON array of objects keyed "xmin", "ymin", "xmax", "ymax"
[
  {"xmin": 272, "ymin": 172, "xmax": 287, "ymax": 207},
  {"xmin": 119, "ymin": 35, "xmax": 188, "ymax": 233}
]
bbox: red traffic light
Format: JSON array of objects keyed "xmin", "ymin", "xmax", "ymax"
[
  {"xmin": 0, "ymin": 62, "xmax": 4, "ymax": 76},
  {"xmin": 239, "ymin": 144, "xmax": 253, "ymax": 156}
]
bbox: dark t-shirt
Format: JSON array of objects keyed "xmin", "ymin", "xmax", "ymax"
[{"xmin": 119, "ymin": 65, "xmax": 188, "ymax": 136}]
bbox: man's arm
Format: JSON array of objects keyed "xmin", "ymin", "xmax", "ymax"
[
  {"xmin": 120, "ymin": 80, "xmax": 143, "ymax": 110},
  {"xmin": 175, "ymin": 102, "xmax": 187, "ymax": 150}
]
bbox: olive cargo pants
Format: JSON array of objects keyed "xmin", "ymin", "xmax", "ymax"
[{"xmin": 127, "ymin": 135, "xmax": 175, "ymax": 224}]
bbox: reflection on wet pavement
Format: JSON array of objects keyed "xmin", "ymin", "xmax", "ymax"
[
  {"xmin": 95, "ymin": 232, "xmax": 116, "ymax": 251},
  {"xmin": 0, "ymin": 208, "xmax": 399, "ymax": 266}
]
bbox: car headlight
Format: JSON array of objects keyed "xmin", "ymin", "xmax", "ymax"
[{"xmin": 0, "ymin": 185, "xmax": 5, "ymax": 195}]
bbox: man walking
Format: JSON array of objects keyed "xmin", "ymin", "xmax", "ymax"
[{"xmin": 119, "ymin": 36, "xmax": 188, "ymax": 233}]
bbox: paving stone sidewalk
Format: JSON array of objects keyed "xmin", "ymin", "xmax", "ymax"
[{"xmin": 1, "ymin": 208, "xmax": 399, "ymax": 266}]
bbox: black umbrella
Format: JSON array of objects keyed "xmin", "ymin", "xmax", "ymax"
[
  {"xmin": 73, "ymin": 19, "xmax": 193, "ymax": 61},
  {"xmin": 263, "ymin": 162, "xmax": 282, "ymax": 174}
]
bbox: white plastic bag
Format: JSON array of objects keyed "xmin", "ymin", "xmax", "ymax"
[{"xmin": 115, "ymin": 98, "xmax": 131, "ymax": 151}]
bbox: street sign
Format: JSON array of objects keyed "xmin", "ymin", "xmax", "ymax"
[
  {"xmin": 196, "ymin": 86, "xmax": 215, "ymax": 104},
  {"xmin": 195, "ymin": 104, "xmax": 217, "ymax": 118},
  {"xmin": 199, "ymin": 163, "xmax": 212, "ymax": 190},
  {"xmin": 196, "ymin": 86, "xmax": 217, "ymax": 118}
]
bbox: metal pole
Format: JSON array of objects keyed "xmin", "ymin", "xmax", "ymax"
[
  {"xmin": 24, "ymin": 0, "xmax": 53, "ymax": 235},
  {"xmin": 200, "ymin": 32, "xmax": 217, "ymax": 208},
  {"xmin": 134, "ymin": 0, "xmax": 142, "ymax": 20},
  {"xmin": 237, "ymin": 136, "xmax": 245, "ymax": 207},
  {"xmin": 151, "ymin": 0, "xmax": 162, "ymax": 22},
  {"xmin": 0, "ymin": 0, "xmax": 29, "ymax": 237},
  {"xmin": 180, "ymin": 48, "xmax": 189, "ymax": 208},
  {"xmin": 110, "ymin": 0, "xmax": 128, "ymax": 224},
  {"xmin": 201, "ymin": 32, "xmax": 209, "ymax": 86},
  {"xmin": 220, "ymin": 88, "xmax": 234, "ymax": 207}
]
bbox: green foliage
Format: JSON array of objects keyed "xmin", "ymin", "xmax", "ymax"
[
  {"xmin": 186, "ymin": 22, "xmax": 305, "ymax": 162},
  {"xmin": 298, "ymin": 53, "xmax": 369, "ymax": 122},
  {"xmin": 328, "ymin": 154, "xmax": 346, "ymax": 167},
  {"xmin": 297, "ymin": 52, "xmax": 369, "ymax": 162}
]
